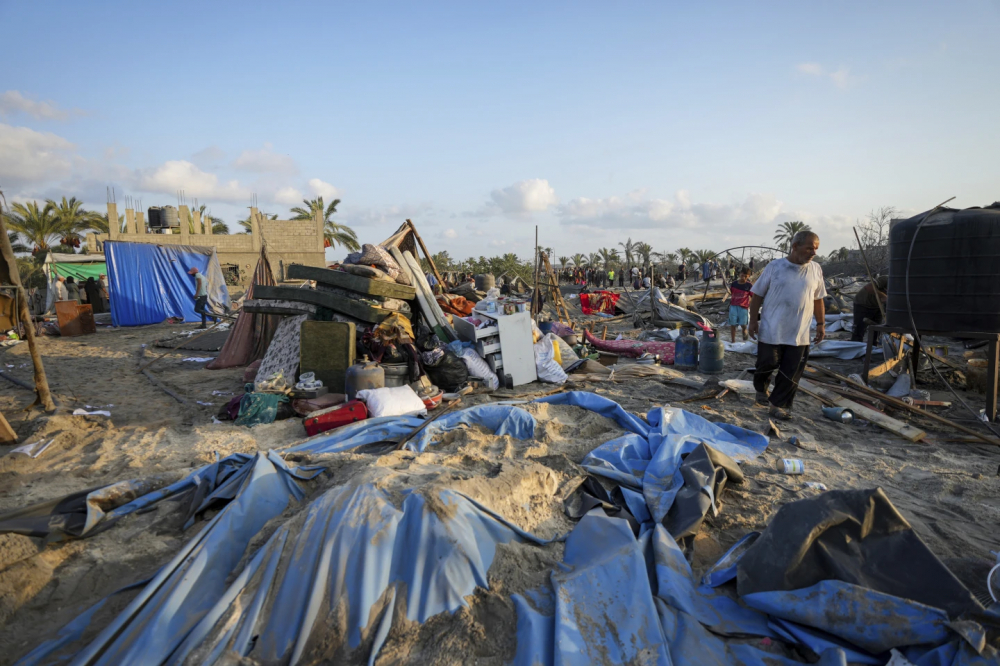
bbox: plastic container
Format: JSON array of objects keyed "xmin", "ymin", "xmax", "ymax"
[
  {"xmin": 822, "ymin": 406, "xmax": 854, "ymax": 423},
  {"xmin": 474, "ymin": 273, "xmax": 495, "ymax": 291},
  {"xmin": 777, "ymin": 459, "xmax": 805, "ymax": 475},
  {"xmin": 345, "ymin": 356, "xmax": 384, "ymax": 400},
  {"xmin": 698, "ymin": 328, "xmax": 725, "ymax": 374},
  {"xmin": 886, "ymin": 203, "xmax": 1000, "ymax": 332},
  {"xmin": 675, "ymin": 329, "xmax": 699, "ymax": 370},
  {"xmin": 382, "ymin": 363, "xmax": 409, "ymax": 388}
]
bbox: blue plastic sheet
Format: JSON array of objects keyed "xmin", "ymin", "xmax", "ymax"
[
  {"xmin": 104, "ymin": 241, "xmax": 229, "ymax": 326},
  {"xmin": 166, "ymin": 484, "xmax": 553, "ymax": 664}
]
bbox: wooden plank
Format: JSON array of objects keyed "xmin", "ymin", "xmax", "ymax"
[
  {"xmin": 253, "ymin": 285, "xmax": 404, "ymax": 324},
  {"xmin": 286, "ymin": 264, "xmax": 416, "ymax": 300},
  {"xmin": 388, "ymin": 246, "xmax": 450, "ymax": 342},
  {"xmin": 799, "ymin": 378, "xmax": 926, "ymax": 442},
  {"xmin": 400, "ymin": 250, "xmax": 457, "ymax": 341},
  {"xmin": 0, "ymin": 412, "xmax": 17, "ymax": 445}
]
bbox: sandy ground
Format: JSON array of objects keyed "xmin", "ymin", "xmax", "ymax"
[{"xmin": 0, "ymin": 308, "xmax": 997, "ymax": 663}]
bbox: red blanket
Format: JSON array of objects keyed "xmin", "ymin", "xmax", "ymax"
[
  {"xmin": 580, "ymin": 291, "xmax": 620, "ymax": 315},
  {"xmin": 584, "ymin": 329, "xmax": 676, "ymax": 363}
]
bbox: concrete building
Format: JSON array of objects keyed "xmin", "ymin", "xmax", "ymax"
[{"xmin": 86, "ymin": 203, "xmax": 327, "ymax": 283}]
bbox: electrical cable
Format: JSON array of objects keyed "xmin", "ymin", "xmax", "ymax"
[{"xmin": 903, "ymin": 200, "xmax": 1000, "ymax": 440}]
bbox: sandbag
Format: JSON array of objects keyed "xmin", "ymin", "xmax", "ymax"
[
  {"xmin": 356, "ymin": 385, "xmax": 427, "ymax": 418},
  {"xmin": 424, "ymin": 349, "xmax": 470, "ymax": 392}
]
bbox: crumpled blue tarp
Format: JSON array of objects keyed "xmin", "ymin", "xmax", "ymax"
[
  {"xmin": 282, "ymin": 404, "xmax": 536, "ymax": 455},
  {"xmin": 18, "ymin": 451, "xmax": 321, "ymax": 666},
  {"xmin": 104, "ymin": 241, "xmax": 229, "ymax": 326},
  {"xmin": 165, "ymin": 484, "xmax": 554, "ymax": 665}
]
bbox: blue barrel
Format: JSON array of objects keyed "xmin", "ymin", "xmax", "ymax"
[
  {"xmin": 674, "ymin": 329, "xmax": 699, "ymax": 370},
  {"xmin": 699, "ymin": 328, "xmax": 725, "ymax": 374}
]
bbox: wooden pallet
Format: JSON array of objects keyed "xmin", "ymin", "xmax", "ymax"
[{"xmin": 287, "ymin": 264, "xmax": 416, "ymax": 300}]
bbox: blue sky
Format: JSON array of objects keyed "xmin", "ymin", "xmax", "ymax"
[{"xmin": 2, "ymin": 0, "xmax": 998, "ymax": 262}]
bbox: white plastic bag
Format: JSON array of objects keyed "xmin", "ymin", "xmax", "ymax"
[
  {"xmin": 356, "ymin": 386, "xmax": 428, "ymax": 418},
  {"xmin": 533, "ymin": 336, "xmax": 568, "ymax": 384},
  {"xmin": 457, "ymin": 347, "xmax": 499, "ymax": 390},
  {"xmin": 547, "ymin": 333, "xmax": 579, "ymax": 371}
]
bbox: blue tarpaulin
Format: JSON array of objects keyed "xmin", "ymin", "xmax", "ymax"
[
  {"xmin": 16, "ymin": 392, "xmax": 998, "ymax": 665},
  {"xmin": 103, "ymin": 241, "xmax": 229, "ymax": 326}
]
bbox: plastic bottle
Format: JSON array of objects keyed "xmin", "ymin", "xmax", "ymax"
[{"xmin": 345, "ymin": 356, "xmax": 385, "ymax": 400}]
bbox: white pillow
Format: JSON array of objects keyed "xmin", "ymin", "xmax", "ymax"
[{"xmin": 356, "ymin": 385, "xmax": 428, "ymax": 418}]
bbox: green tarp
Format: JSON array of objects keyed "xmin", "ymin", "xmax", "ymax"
[{"xmin": 52, "ymin": 262, "xmax": 106, "ymax": 281}]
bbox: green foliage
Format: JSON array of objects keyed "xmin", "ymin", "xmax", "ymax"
[
  {"xmin": 774, "ymin": 220, "xmax": 811, "ymax": 251},
  {"xmin": 289, "ymin": 197, "xmax": 359, "ymax": 252}
]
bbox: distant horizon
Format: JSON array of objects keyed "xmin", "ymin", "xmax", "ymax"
[{"xmin": 2, "ymin": 1, "xmax": 998, "ymax": 263}]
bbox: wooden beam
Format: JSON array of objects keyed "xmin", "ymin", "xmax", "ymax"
[
  {"xmin": 406, "ymin": 219, "xmax": 445, "ymax": 289},
  {"xmin": 0, "ymin": 197, "xmax": 55, "ymax": 411},
  {"xmin": 0, "ymin": 412, "xmax": 17, "ymax": 444},
  {"xmin": 799, "ymin": 378, "xmax": 926, "ymax": 442}
]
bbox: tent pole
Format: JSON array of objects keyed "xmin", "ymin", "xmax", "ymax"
[
  {"xmin": 0, "ymin": 196, "xmax": 55, "ymax": 411},
  {"xmin": 406, "ymin": 219, "xmax": 445, "ymax": 289}
]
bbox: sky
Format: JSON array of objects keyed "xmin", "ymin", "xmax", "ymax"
[{"xmin": 2, "ymin": 0, "xmax": 998, "ymax": 263}]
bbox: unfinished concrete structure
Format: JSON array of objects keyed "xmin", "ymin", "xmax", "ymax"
[{"xmin": 86, "ymin": 203, "xmax": 327, "ymax": 282}]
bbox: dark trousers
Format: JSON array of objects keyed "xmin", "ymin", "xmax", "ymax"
[
  {"xmin": 194, "ymin": 296, "xmax": 214, "ymax": 325},
  {"xmin": 851, "ymin": 303, "xmax": 882, "ymax": 342},
  {"xmin": 754, "ymin": 342, "xmax": 809, "ymax": 409}
]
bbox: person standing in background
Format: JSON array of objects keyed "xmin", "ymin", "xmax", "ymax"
[
  {"xmin": 55, "ymin": 276, "xmax": 69, "ymax": 301},
  {"xmin": 728, "ymin": 267, "xmax": 754, "ymax": 342},
  {"xmin": 747, "ymin": 231, "xmax": 826, "ymax": 420},
  {"xmin": 65, "ymin": 276, "xmax": 81, "ymax": 303},
  {"xmin": 84, "ymin": 277, "xmax": 104, "ymax": 314},
  {"xmin": 187, "ymin": 266, "xmax": 216, "ymax": 329},
  {"xmin": 851, "ymin": 275, "xmax": 888, "ymax": 342}
]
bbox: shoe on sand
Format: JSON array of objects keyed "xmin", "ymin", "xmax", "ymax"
[
  {"xmin": 769, "ymin": 405, "xmax": 793, "ymax": 421},
  {"xmin": 755, "ymin": 391, "xmax": 769, "ymax": 405}
]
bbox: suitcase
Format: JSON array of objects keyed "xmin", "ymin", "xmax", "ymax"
[{"xmin": 303, "ymin": 400, "xmax": 368, "ymax": 436}]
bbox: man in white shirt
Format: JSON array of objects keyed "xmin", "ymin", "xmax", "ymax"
[{"xmin": 747, "ymin": 231, "xmax": 826, "ymax": 420}]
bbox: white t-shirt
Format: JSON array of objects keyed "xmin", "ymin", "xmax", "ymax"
[{"xmin": 751, "ymin": 258, "xmax": 827, "ymax": 346}]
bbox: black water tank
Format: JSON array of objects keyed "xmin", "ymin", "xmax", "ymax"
[
  {"xmin": 886, "ymin": 203, "xmax": 1000, "ymax": 333},
  {"xmin": 147, "ymin": 207, "xmax": 163, "ymax": 228}
]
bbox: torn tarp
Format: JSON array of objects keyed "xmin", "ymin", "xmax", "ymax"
[{"xmin": 724, "ymin": 339, "xmax": 881, "ymax": 360}]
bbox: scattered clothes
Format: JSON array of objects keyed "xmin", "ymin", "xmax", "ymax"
[
  {"xmin": 579, "ymin": 290, "xmax": 620, "ymax": 315},
  {"xmin": 234, "ymin": 392, "xmax": 289, "ymax": 427},
  {"xmin": 181, "ymin": 357, "xmax": 214, "ymax": 363},
  {"xmin": 583, "ymin": 328, "xmax": 677, "ymax": 362}
]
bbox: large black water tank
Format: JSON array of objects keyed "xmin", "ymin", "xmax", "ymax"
[
  {"xmin": 886, "ymin": 203, "xmax": 1000, "ymax": 333},
  {"xmin": 147, "ymin": 207, "xmax": 163, "ymax": 228}
]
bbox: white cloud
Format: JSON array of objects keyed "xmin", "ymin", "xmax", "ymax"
[
  {"xmin": 558, "ymin": 189, "xmax": 785, "ymax": 232},
  {"xmin": 231, "ymin": 143, "xmax": 298, "ymax": 174},
  {"xmin": 489, "ymin": 239, "xmax": 507, "ymax": 248},
  {"xmin": 795, "ymin": 62, "xmax": 856, "ymax": 89},
  {"xmin": 0, "ymin": 123, "xmax": 75, "ymax": 185},
  {"xmin": 441, "ymin": 228, "xmax": 458, "ymax": 239},
  {"xmin": 489, "ymin": 179, "xmax": 558, "ymax": 215},
  {"xmin": 0, "ymin": 91, "xmax": 81, "ymax": 121},
  {"xmin": 273, "ymin": 186, "xmax": 303, "ymax": 205},
  {"xmin": 307, "ymin": 178, "xmax": 340, "ymax": 201},
  {"xmin": 191, "ymin": 145, "xmax": 226, "ymax": 166},
  {"xmin": 136, "ymin": 160, "xmax": 249, "ymax": 202},
  {"xmin": 341, "ymin": 202, "xmax": 433, "ymax": 227}
]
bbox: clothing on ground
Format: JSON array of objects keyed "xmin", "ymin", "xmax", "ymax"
[
  {"xmin": 729, "ymin": 279, "xmax": 753, "ymax": 308},
  {"xmin": 851, "ymin": 303, "xmax": 883, "ymax": 342},
  {"xmin": 751, "ymin": 258, "xmax": 826, "ymax": 346},
  {"xmin": 754, "ymin": 342, "xmax": 809, "ymax": 408},
  {"xmin": 728, "ymin": 305, "xmax": 749, "ymax": 327}
]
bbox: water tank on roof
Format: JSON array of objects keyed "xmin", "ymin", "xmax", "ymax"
[
  {"xmin": 147, "ymin": 207, "xmax": 163, "ymax": 228},
  {"xmin": 161, "ymin": 206, "xmax": 179, "ymax": 228},
  {"xmin": 886, "ymin": 203, "xmax": 1000, "ymax": 333}
]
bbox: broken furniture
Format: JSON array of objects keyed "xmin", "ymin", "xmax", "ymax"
[
  {"xmin": 55, "ymin": 300, "xmax": 95, "ymax": 337},
  {"xmin": 454, "ymin": 310, "xmax": 537, "ymax": 386},
  {"xmin": 862, "ymin": 324, "xmax": 1000, "ymax": 422},
  {"xmin": 299, "ymin": 321, "xmax": 356, "ymax": 394}
]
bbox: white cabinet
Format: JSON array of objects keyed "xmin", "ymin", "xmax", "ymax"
[{"xmin": 453, "ymin": 310, "xmax": 537, "ymax": 386}]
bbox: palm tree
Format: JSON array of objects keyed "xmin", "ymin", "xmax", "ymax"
[
  {"xmin": 558, "ymin": 256, "xmax": 568, "ymax": 270},
  {"xmin": 676, "ymin": 248, "xmax": 693, "ymax": 269},
  {"xmin": 571, "ymin": 253, "xmax": 586, "ymax": 267},
  {"xmin": 193, "ymin": 205, "xmax": 230, "ymax": 234},
  {"xmin": 47, "ymin": 197, "xmax": 103, "ymax": 240},
  {"xmin": 587, "ymin": 252, "xmax": 600, "ymax": 268},
  {"xmin": 634, "ymin": 242, "xmax": 653, "ymax": 273},
  {"xmin": 695, "ymin": 249, "xmax": 716, "ymax": 265},
  {"xmin": 618, "ymin": 237, "xmax": 636, "ymax": 273},
  {"xmin": 238, "ymin": 212, "xmax": 278, "ymax": 233},
  {"xmin": 5, "ymin": 201, "xmax": 65, "ymax": 251},
  {"xmin": 7, "ymin": 231, "xmax": 28, "ymax": 254},
  {"xmin": 289, "ymin": 197, "xmax": 359, "ymax": 252},
  {"xmin": 774, "ymin": 221, "xmax": 811, "ymax": 251},
  {"xmin": 598, "ymin": 247, "xmax": 613, "ymax": 270}
]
